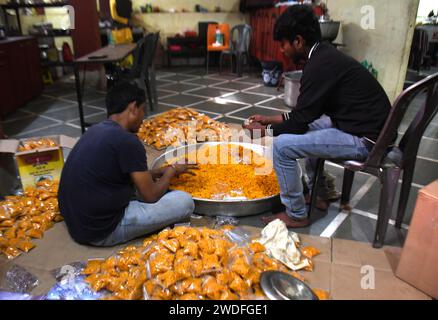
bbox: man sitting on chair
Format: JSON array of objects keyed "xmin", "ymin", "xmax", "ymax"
[{"xmin": 244, "ymin": 5, "xmax": 392, "ymax": 228}]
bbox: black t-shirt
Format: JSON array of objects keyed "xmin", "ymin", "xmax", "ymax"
[
  {"xmin": 270, "ymin": 43, "xmax": 392, "ymax": 142},
  {"xmin": 58, "ymin": 120, "xmax": 147, "ymax": 244}
]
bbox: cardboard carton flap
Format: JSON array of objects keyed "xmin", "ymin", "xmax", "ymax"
[
  {"xmin": 420, "ymin": 180, "xmax": 438, "ymax": 200},
  {"xmin": 0, "ymin": 139, "xmax": 20, "ymax": 154},
  {"xmin": 59, "ymin": 135, "xmax": 78, "ymax": 149}
]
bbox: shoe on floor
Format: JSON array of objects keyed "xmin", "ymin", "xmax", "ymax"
[{"xmin": 261, "ymin": 212, "xmax": 310, "ymax": 228}]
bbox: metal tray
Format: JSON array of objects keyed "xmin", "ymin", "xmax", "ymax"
[
  {"xmin": 260, "ymin": 271, "xmax": 319, "ymax": 300},
  {"xmin": 151, "ymin": 142, "xmax": 280, "ymax": 217}
]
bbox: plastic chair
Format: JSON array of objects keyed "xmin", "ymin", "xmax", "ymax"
[
  {"xmin": 142, "ymin": 32, "xmax": 160, "ymax": 111},
  {"xmin": 220, "ymin": 24, "xmax": 252, "ymax": 77},
  {"xmin": 206, "ymin": 24, "xmax": 230, "ymax": 74},
  {"xmin": 106, "ymin": 36, "xmax": 146, "ymax": 89},
  {"xmin": 109, "ymin": 32, "xmax": 160, "ymax": 112},
  {"xmin": 309, "ymin": 73, "xmax": 438, "ymax": 248}
]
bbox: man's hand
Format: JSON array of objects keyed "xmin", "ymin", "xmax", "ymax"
[
  {"xmin": 248, "ymin": 115, "xmax": 270, "ymax": 125},
  {"xmin": 171, "ymin": 164, "xmax": 198, "ymax": 176},
  {"xmin": 242, "ymin": 121, "xmax": 267, "ymax": 139},
  {"xmin": 247, "ymin": 114, "xmax": 284, "ymax": 126}
]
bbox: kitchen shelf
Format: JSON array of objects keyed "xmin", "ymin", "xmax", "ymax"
[
  {"xmin": 0, "ymin": 2, "xmax": 69, "ymax": 9},
  {"xmin": 0, "ymin": 2, "xmax": 71, "ymax": 35}
]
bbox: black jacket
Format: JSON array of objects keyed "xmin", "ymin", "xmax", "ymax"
[{"xmin": 270, "ymin": 43, "xmax": 392, "ymax": 142}]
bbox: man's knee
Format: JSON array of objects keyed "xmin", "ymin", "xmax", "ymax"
[
  {"xmin": 171, "ymin": 191, "xmax": 195, "ymax": 217},
  {"xmin": 274, "ymin": 135, "xmax": 298, "ymax": 159}
]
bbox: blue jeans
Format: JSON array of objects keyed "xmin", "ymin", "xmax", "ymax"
[
  {"xmin": 90, "ymin": 191, "xmax": 195, "ymax": 247},
  {"xmin": 273, "ymin": 116, "xmax": 369, "ymax": 219}
]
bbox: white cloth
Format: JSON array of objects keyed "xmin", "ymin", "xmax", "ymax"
[{"xmin": 257, "ymin": 219, "xmax": 310, "ymax": 271}]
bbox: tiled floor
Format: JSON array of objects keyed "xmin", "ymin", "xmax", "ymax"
[{"xmin": 1, "ymin": 67, "xmax": 438, "ymax": 249}]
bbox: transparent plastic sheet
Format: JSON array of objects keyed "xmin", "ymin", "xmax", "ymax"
[
  {"xmin": 46, "ymin": 275, "xmax": 108, "ymax": 300},
  {"xmin": 0, "ymin": 291, "xmax": 45, "ymax": 300},
  {"xmin": 189, "ymin": 214, "xmax": 216, "ymax": 228},
  {"xmin": 0, "ymin": 264, "xmax": 39, "ymax": 293},
  {"xmin": 224, "ymin": 227, "xmax": 251, "ymax": 247},
  {"xmin": 50, "ymin": 262, "xmax": 87, "ymax": 282},
  {"xmin": 214, "ymin": 216, "xmax": 239, "ymax": 228}
]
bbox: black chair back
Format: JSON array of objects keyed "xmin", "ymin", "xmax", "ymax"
[
  {"xmin": 141, "ymin": 32, "xmax": 160, "ymax": 74},
  {"xmin": 129, "ymin": 37, "xmax": 146, "ymax": 77},
  {"xmin": 365, "ymin": 73, "xmax": 438, "ymax": 168},
  {"xmin": 198, "ymin": 21, "xmax": 218, "ymax": 47}
]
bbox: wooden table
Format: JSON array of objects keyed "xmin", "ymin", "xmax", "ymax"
[{"xmin": 73, "ymin": 43, "xmax": 136, "ymax": 133}]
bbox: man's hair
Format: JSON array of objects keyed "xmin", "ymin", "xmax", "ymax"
[
  {"xmin": 274, "ymin": 5, "xmax": 322, "ymax": 47},
  {"xmin": 106, "ymin": 81, "xmax": 146, "ymax": 116}
]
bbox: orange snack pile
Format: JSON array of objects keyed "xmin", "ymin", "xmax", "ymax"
[
  {"xmin": 18, "ymin": 138, "xmax": 58, "ymax": 152},
  {"xmin": 83, "ymin": 226, "xmax": 327, "ymax": 300},
  {"xmin": 137, "ymin": 108, "xmax": 232, "ymax": 149},
  {"xmin": 0, "ymin": 180, "xmax": 63, "ymax": 260},
  {"xmin": 167, "ymin": 145, "xmax": 280, "ymax": 200}
]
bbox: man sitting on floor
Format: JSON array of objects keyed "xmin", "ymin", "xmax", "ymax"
[
  {"xmin": 244, "ymin": 5, "xmax": 392, "ymax": 228},
  {"xmin": 58, "ymin": 82, "xmax": 195, "ymax": 246}
]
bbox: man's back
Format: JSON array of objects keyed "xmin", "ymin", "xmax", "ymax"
[
  {"xmin": 58, "ymin": 120, "xmax": 147, "ymax": 244},
  {"xmin": 272, "ymin": 43, "xmax": 392, "ymax": 141},
  {"xmin": 303, "ymin": 42, "xmax": 392, "ymax": 141}
]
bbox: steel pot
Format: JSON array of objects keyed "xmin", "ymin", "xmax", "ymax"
[
  {"xmin": 283, "ymin": 71, "xmax": 302, "ymax": 108},
  {"xmin": 319, "ymin": 20, "xmax": 340, "ymax": 42}
]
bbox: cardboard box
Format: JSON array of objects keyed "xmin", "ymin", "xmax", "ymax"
[
  {"xmin": 330, "ymin": 239, "xmax": 429, "ymax": 300},
  {"xmin": 242, "ymin": 228, "xmax": 430, "ymax": 300},
  {"xmin": 396, "ymin": 180, "xmax": 438, "ymax": 299},
  {"xmin": 0, "ymin": 135, "xmax": 77, "ymax": 190}
]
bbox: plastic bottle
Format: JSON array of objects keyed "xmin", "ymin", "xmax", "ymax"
[{"xmin": 108, "ymin": 29, "xmax": 115, "ymax": 46}]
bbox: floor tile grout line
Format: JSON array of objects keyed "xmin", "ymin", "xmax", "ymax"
[
  {"xmin": 157, "ymin": 93, "xmax": 179, "ymax": 101},
  {"xmin": 1, "ymin": 112, "xmax": 36, "ymax": 124},
  {"xmin": 319, "ymin": 213, "xmax": 349, "ymax": 239},
  {"xmin": 183, "ymin": 98, "xmax": 213, "ymax": 109},
  {"xmin": 182, "ymin": 91, "xmax": 236, "ymax": 100},
  {"xmin": 237, "ymin": 90, "xmax": 282, "ymax": 99},
  {"xmin": 319, "ymin": 176, "xmax": 377, "ymax": 238},
  {"xmin": 157, "ymin": 88, "xmax": 182, "ymax": 94},
  {"xmin": 66, "ymin": 111, "xmax": 108, "ymax": 124},
  {"xmin": 399, "ymin": 131, "xmax": 438, "ymax": 142},
  {"xmin": 399, "ymin": 180, "xmax": 425, "ymax": 189},
  {"xmin": 226, "ymin": 105, "xmax": 257, "ymax": 117},
  {"xmin": 156, "ymin": 80, "xmax": 178, "ymax": 87},
  {"xmin": 417, "ymin": 155, "xmax": 438, "ymax": 163},
  {"xmin": 242, "ymin": 88, "xmax": 283, "ymax": 98},
  {"xmin": 224, "ymin": 115, "xmax": 247, "ymax": 121},
  {"xmin": 64, "ymin": 122, "xmax": 82, "ymax": 130},
  {"xmin": 347, "ymin": 206, "xmax": 410, "ymax": 230},
  {"xmin": 159, "ymin": 83, "xmax": 205, "ymax": 91},
  {"xmin": 183, "ymin": 86, "xmax": 237, "ymax": 95},
  {"xmin": 216, "ymin": 92, "xmax": 273, "ymax": 106},
  {"xmin": 158, "ymin": 101, "xmax": 183, "ymax": 108},
  {"xmin": 210, "ymin": 83, "xmax": 261, "ymax": 92},
  {"xmin": 180, "ymin": 79, "xmax": 229, "ymax": 87},
  {"xmin": 189, "ymin": 108, "xmax": 223, "ymax": 117},
  {"xmin": 15, "ymin": 123, "xmax": 61, "ymax": 138}
]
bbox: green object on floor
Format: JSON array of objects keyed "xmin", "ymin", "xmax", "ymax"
[{"xmin": 361, "ymin": 60, "xmax": 379, "ymax": 80}]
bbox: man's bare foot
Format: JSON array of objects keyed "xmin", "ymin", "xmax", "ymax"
[{"xmin": 261, "ymin": 212, "xmax": 310, "ymax": 228}]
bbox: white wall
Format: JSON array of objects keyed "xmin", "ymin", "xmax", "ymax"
[{"xmin": 330, "ymin": 0, "xmax": 420, "ymax": 102}]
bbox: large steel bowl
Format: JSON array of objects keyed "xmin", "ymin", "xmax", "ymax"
[{"xmin": 151, "ymin": 142, "xmax": 281, "ymax": 217}]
